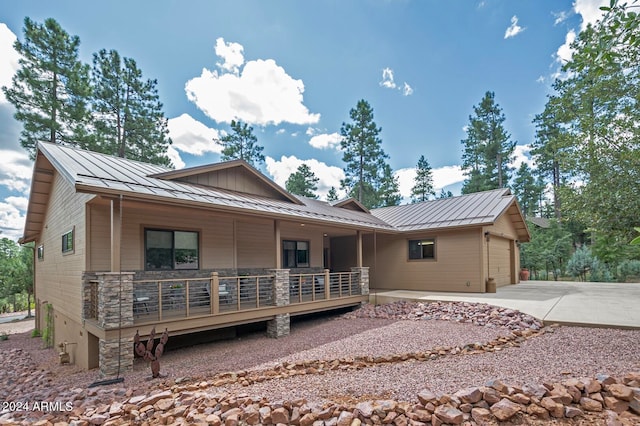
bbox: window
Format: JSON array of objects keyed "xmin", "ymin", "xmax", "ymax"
[
  {"xmin": 283, "ymin": 240, "xmax": 310, "ymax": 268},
  {"xmin": 145, "ymin": 229, "xmax": 199, "ymax": 270},
  {"xmin": 408, "ymin": 239, "xmax": 436, "ymax": 260},
  {"xmin": 62, "ymin": 229, "xmax": 74, "ymax": 254},
  {"xmin": 37, "ymin": 244, "xmax": 44, "ymax": 260}
]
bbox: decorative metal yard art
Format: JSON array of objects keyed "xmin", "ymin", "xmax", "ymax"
[{"xmin": 134, "ymin": 327, "xmax": 169, "ymax": 378}]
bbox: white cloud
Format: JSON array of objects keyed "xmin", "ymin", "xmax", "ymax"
[
  {"xmin": 380, "ymin": 67, "xmax": 413, "ymax": 96},
  {"xmin": 380, "ymin": 68, "xmax": 396, "ymax": 89},
  {"xmin": 0, "ymin": 149, "xmax": 32, "ymax": 193},
  {"xmin": 395, "ymin": 165, "xmax": 465, "ymax": 200},
  {"xmin": 0, "ymin": 197, "xmax": 26, "ymax": 241},
  {"xmin": 214, "ymin": 37, "xmax": 244, "ymax": 74},
  {"xmin": 265, "ymin": 155, "xmax": 345, "ymax": 199},
  {"xmin": 402, "ymin": 82, "xmax": 414, "ymax": 96},
  {"xmin": 308, "ymin": 132, "xmax": 342, "ymax": 150},
  {"xmin": 556, "ymin": 29, "xmax": 577, "ymax": 64},
  {"xmin": 536, "ymin": 75, "xmax": 546, "ymax": 84},
  {"xmin": 574, "ymin": 0, "xmax": 608, "ymax": 30},
  {"xmin": 504, "ymin": 15, "xmax": 526, "ymax": 39},
  {"xmin": 166, "ymin": 146, "xmax": 186, "ymax": 169},
  {"xmin": 0, "ymin": 23, "xmax": 21, "ymax": 104},
  {"xmin": 168, "ymin": 113, "xmax": 223, "ymax": 156},
  {"xmin": 512, "ymin": 144, "xmax": 534, "ymax": 169},
  {"xmin": 185, "ymin": 42, "xmax": 320, "ymax": 126},
  {"xmin": 554, "ymin": 1, "xmax": 607, "ymax": 66},
  {"xmin": 553, "ymin": 10, "xmax": 571, "ymax": 26}
]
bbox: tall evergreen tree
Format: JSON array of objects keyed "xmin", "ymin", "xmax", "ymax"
[
  {"xmin": 91, "ymin": 49, "xmax": 172, "ymax": 166},
  {"xmin": 285, "ymin": 164, "xmax": 319, "ymax": 198},
  {"xmin": 218, "ymin": 120, "xmax": 265, "ymax": 167},
  {"xmin": 460, "ymin": 91, "xmax": 515, "ymax": 194},
  {"xmin": 340, "ymin": 99, "xmax": 390, "ymax": 208},
  {"xmin": 411, "ymin": 155, "xmax": 435, "ymax": 203},
  {"xmin": 2, "ymin": 17, "xmax": 92, "ymax": 158},
  {"xmin": 326, "ymin": 187, "xmax": 339, "ymax": 202},
  {"xmin": 438, "ymin": 189, "xmax": 454, "ymax": 199},
  {"xmin": 378, "ymin": 164, "xmax": 401, "ymax": 207},
  {"xmin": 512, "ymin": 162, "xmax": 544, "ymax": 217}
]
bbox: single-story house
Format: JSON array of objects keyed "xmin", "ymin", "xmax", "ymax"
[{"xmin": 21, "ymin": 142, "xmax": 529, "ymax": 376}]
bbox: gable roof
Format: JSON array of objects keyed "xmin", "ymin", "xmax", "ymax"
[
  {"xmin": 22, "ymin": 143, "xmax": 530, "ymax": 243},
  {"xmin": 371, "ymin": 188, "xmax": 530, "ymax": 242},
  {"xmin": 20, "ymin": 143, "xmax": 394, "ymax": 243},
  {"xmin": 149, "ymin": 159, "xmax": 303, "ymax": 205}
]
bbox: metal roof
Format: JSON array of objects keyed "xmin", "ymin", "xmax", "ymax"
[
  {"xmin": 371, "ymin": 188, "xmax": 530, "ymax": 241},
  {"xmin": 22, "ymin": 143, "xmax": 530, "ymax": 242}
]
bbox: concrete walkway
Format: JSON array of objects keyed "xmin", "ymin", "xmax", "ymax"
[{"xmin": 370, "ymin": 281, "xmax": 640, "ymax": 329}]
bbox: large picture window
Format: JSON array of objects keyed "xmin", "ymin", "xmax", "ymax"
[
  {"xmin": 408, "ymin": 239, "xmax": 436, "ymax": 260},
  {"xmin": 283, "ymin": 240, "xmax": 310, "ymax": 268},
  {"xmin": 145, "ymin": 229, "xmax": 199, "ymax": 270}
]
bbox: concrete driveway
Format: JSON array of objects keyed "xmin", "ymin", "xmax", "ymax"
[{"xmin": 370, "ymin": 281, "xmax": 640, "ymax": 329}]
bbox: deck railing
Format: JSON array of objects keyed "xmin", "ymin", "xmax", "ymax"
[
  {"xmin": 128, "ymin": 270, "xmax": 362, "ymax": 324},
  {"xmin": 132, "ymin": 274, "xmax": 276, "ymax": 322},
  {"xmin": 289, "ymin": 270, "xmax": 361, "ymax": 303}
]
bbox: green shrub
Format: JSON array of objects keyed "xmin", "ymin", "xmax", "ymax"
[
  {"xmin": 0, "ymin": 332, "xmax": 8, "ymax": 341},
  {"xmin": 31, "ymin": 328, "xmax": 41, "ymax": 338},
  {"xmin": 617, "ymin": 260, "xmax": 640, "ymax": 282}
]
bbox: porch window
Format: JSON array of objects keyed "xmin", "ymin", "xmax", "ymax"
[
  {"xmin": 62, "ymin": 228, "xmax": 74, "ymax": 254},
  {"xmin": 283, "ymin": 240, "xmax": 310, "ymax": 268},
  {"xmin": 37, "ymin": 244, "xmax": 44, "ymax": 260},
  {"xmin": 408, "ymin": 239, "xmax": 436, "ymax": 260},
  {"xmin": 145, "ymin": 229, "xmax": 199, "ymax": 270}
]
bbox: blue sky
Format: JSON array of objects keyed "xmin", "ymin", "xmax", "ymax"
[{"xmin": 0, "ymin": 1, "xmax": 607, "ymax": 240}]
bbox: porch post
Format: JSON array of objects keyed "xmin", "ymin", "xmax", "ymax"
[
  {"xmin": 274, "ymin": 220, "xmax": 282, "ymax": 268},
  {"xmin": 96, "ymin": 272, "xmax": 134, "ymax": 377},
  {"xmin": 351, "ymin": 266, "xmax": 369, "ymax": 296},
  {"xmin": 356, "ymin": 230, "xmax": 363, "ymax": 267},
  {"xmin": 267, "ymin": 269, "xmax": 290, "ymax": 338},
  {"xmin": 110, "ymin": 197, "xmax": 121, "ymax": 273}
]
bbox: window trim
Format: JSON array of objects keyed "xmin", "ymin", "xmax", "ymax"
[
  {"xmin": 144, "ymin": 228, "xmax": 200, "ymax": 271},
  {"xmin": 282, "ymin": 239, "xmax": 311, "ymax": 268},
  {"xmin": 62, "ymin": 228, "xmax": 74, "ymax": 254},
  {"xmin": 408, "ymin": 238, "xmax": 436, "ymax": 261}
]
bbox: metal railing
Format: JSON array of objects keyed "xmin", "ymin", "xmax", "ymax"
[
  {"xmin": 290, "ymin": 270, "xmax": 361, "ymax": 303},
  {"xmin": 127, "ymin": 270, "xmax": 362, "ymax": 323}
]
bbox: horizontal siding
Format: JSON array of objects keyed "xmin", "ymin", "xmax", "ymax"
[
  {"xmin": 371, "ymin": 230, "xmax": 484, "ymax": 292},
  {"xmin": 36, "ymin": 172, "xmax": 92, "ymax": 323},
  {"xmin": 236, "ymin": 219, "xmax": 275, "ymax": 268}
]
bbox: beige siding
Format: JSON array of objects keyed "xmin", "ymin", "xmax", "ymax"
[
  {"xmin": 370, "ymin": 229, "xmax": 484, "ymax": 292},
  {"xmin": 179, "ymin": 168, "xmax": 285, "ymax": 200},
  {"xmin": 236, "ymin": 219, "xmax": 276, "ymax": 268},
  {"xmin": 88, "ymin": 204, "xmax": 111, "ymax": 271},
  {"xmin": 35, "ymin": 172, "xmax": 92, "ymax": 340}
]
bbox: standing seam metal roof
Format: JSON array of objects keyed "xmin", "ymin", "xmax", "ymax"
[{"xmin": 30, "ymin": 142, "xmax": 529, "ymax": 240}]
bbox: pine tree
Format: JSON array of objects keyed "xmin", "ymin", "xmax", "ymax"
[
  {"xmin": 326, "ymin": 187, "xmax": 339, "ymax": 202},
  {"xmin": 340, "ymin": 99, "xmax": 391, "ymax": 208},
  {"xmin": 438, "ymin": 189, "xmax": 454, "ymax": 199},
  {"xmin": 512, "ymin": 162, "xmax": 543, "ymax": 217},
  {"xmin": 378, "ymin": 164, "xmax": 401, "ymax": 207},
  {"xmin": 218, "ymin": 120, "xmax": 265, "ymax": 167},
  {"xmin": 460, "ymin": 91, "xmax": 515, "ymax": 194},
  {"xmin": 285, "ymin": 164, "xmax": 319, "ymax": 199},
  {"xmin": 91, "ymin": 49, "xmax": 172, "ymax": 166},
  {"xmin": 411, "ymin": 155, "xmax": 435, "ymax": 203},
  {"xmin": 2, "ymin": 17, "xmax": 92, "ymax": 158}
]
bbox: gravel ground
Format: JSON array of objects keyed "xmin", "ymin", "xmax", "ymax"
[
  {"xmin": 223, "ymin": 325, "xmax": 640, "ymax": 403},
  {"xmin": 2, "ymin": 303, "xmax": 639, "ymax": 408}
]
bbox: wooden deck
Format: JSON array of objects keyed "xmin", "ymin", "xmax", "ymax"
[{"xmin": 85, "ymin": 270, "xmax": 366, "ymax": 339}]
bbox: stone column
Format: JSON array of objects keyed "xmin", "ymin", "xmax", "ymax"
[
  {"xmin": 267, "ymin": 269, "xmax": 290, "ymax": 338},
  {"xmin": 96, "ymin": 272, "xmax": 135, "ymax": 377},
  {"xmin": 351, "ymin": 266, "xmax": 370, "ymax": 296}
]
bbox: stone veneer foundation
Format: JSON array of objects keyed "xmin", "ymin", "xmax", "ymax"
[{"xmin": 267, "ymin": 269, "xmax": 290, "ymax": 338}]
